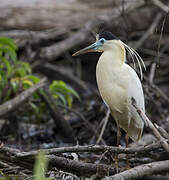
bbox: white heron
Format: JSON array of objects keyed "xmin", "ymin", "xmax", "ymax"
[{"xmin": 73, "ymin": 31, "xmax": 146, "ymax": 146}]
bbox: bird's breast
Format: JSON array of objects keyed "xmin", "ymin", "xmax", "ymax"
[
  {"xmin": 95, "ymin": 52, "xmax": 145, "ymax": 141},
  {"xmin": 96, "ymin": 56, "xmax": 129, "ymax": 113}
]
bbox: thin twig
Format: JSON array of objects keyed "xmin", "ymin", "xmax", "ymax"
[
  {"xmin": 149, "ymin": 62, "xmax": 157, "ymax": 84},
  {"xmin": 14, "ymin": 141, "xmax": 162, "ymax": 158},
  {"xmin": 156, "ymin": 12, "xmax": 169, "ymax": 66},
  {"xmin": 154, "ymin": 123, "xmax": 169, "ymax": 140},
  {"xmin": 58, "ymin": 104, "xmax": 106, "ymax": 145},
  {"xmin": 134, "ymin": 13, "xmax": 163, "ymax": 50},
  {"xmin": 0, "ymin": 78, "xmax": 46, "ymax": 117},
  {"xmin": 149, "ymin": 12, "xmax": 169, "ymax": 84},
  {"xmin": 132, "ymin": 98, "xmax": 169, "ymax": 153},
  {"xmin": 96, "ymin": 109, "xmax": 110, "ymax": 144},
  {"xmin": 144, "ymin": 75, "xmax": 169, "ymax": 104}
]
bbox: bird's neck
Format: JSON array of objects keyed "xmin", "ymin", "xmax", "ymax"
[{"xmin": 100, "ymin": 43, "xmax": 126, "ymax": 66}]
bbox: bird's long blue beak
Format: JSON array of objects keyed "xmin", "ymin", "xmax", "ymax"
[{"xmin": 72, "ymin": 41, "xmax": 100, "ymax": 56}]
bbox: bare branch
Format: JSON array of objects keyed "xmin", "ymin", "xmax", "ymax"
[
  {"xmin": 0, "ymin": 78, "xmax": 47, "ymax": 117},
  {"xmin": 134, "ymin": 13, "xmax": 163, "ymax": 50},
  {"xmin": 154, "ymin": 123, "xmax": 169, "ymax": 140},
  {"xmin": 15, "ymin": 141, "xmax": 162, "ymax": 158},
  {"xmin": 48, "ymin": 154, "xmax": 116, "ymax": 177},
  {"xmin": 152, "ymin": 0, "xmax": 169, "ymax": 12},
  {"xmin": 0, "ymin": 146, "xmax": 116, "ymax": 177},
  {"xmin": 132, "ymin": 98, "xmax": 169, "ymax": 153},
  {"xmin": 103, "ymin": 160, "xmax": 169, "ymax": 180},
  {"xmin": 96, "ymin": 109, "xmax": 110, "ymax": 144}
]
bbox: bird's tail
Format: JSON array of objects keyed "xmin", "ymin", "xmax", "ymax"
[
  {"xmin": 127, "ymin": 105, "xmax": 144, "ymax": 142},
  {"xmin": 127, "ymin": 119, "xmax": 144, "ymax": 142},
  {"xmin": 111, "ymin": 106, "xmax": 144, "ymax": 142}
]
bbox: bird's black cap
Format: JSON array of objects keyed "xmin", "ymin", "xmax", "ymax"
[{"xmin": 99, "ymin": 31, "xmax": 118, "ymax": 40}]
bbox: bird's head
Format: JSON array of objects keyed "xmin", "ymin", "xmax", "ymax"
[
  {"xmin": 72, "ymin": 31, "xmax": 121, "ymax": 56},
  {"xmin": 72, "ymin": 31, "xmax": 146, "ymax": 79}
]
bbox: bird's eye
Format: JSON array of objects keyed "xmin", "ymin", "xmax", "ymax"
[{"xmin": 100, "ymin": 38, "xmax": 105, "ymax": 44}]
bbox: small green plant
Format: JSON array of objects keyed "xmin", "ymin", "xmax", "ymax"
[
  {"xmin": 33, "ymin": 151, "xmax": 50, "ymax": 180},
  {"xmin": 50, "ymin": 80, "xmax": 80, "ymax": 108},
  {"xmin": 0, "ymin": 37, "xmax": 79, "ymax": 120},
  {"xmin": 0, "ymin": 37, "xmax": 40, "ymax": 102}
]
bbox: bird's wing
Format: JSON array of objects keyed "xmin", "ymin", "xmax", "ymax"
[
  {"xmin": 125, "ymin": 64, "xmax": 145, "ymax": 141},
  {"xmin": 126, "ymin": 64, "xmax": 145, "ymax": 112}
]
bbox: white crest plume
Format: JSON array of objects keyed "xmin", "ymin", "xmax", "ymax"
[
  {"xmin": 121, "ymin": 41, "xmax": 146, "ymax": 80},
  {"xmin": 96, "ymin": 34, "xmax": 99, "ymax": 41}
]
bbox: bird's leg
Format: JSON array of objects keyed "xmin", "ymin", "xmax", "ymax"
[
  {"xmin": 125, "ymin": 134, "xmax": 130, "ymax": 169},
  {"xmin": 115, "ymin": 125, "xmax": 121, "ymax": 172}
]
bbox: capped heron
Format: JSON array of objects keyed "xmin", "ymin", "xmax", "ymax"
[{"xmin": 73, "ymin": 31, "xmax": 146, "ymax": 145}]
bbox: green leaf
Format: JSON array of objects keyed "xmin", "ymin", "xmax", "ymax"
[
  {"xmin": 0, "ymin": 71, "xmax": 8, "ymax": 90},
  {"xmin": 66, "ymin": 94, "xmax": 73, "ymax": 108},
  {"xmin": 15, "ymin": 61, "xmax": 32, "ymax": 74},
  {"xmin": 15, "ymin": 67, "xmax": 26, "ymax": 77},
  {"xmin": 54, "ymin": 92, "xmax": 67, "ymax": 106},
  {"xmin": 50, "ymin": 81, "xmax": 69, "ymax": 96},
  {"xmin": 65, "ymin": 85, "xmax": 80, "ymax": 100},
  {"xmin": 49, "ymin": 80, "xmax": 80, "ymax": 108},
  {"xmin": 0, "ymin": 37, "xmax": 17, "ymax": 51},
  {"xmin": 26, "ymin": 75, "xmax": 40, "ymax": 84},
  {"xmin": 10, "ymin": 79, "xmax": 19, "ymax": 93},
  {"xmin": 1, "ymin": 57, "xmax": 12, "ymax": 76},
  {"xmin": 22, "ymin": 79, "xmax": 34, "ymax": 89},
  {"xmin": 0, "ymin": 46, "xmax": 17, "ymax": 62}
]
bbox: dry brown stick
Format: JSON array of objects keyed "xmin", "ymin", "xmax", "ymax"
[
  {"xmin": 151, "ymin": 84, "xmax": 169, "ymax": 103},
  {"xmin": 152, "ymin": 0, "xmax": 169, "ymax": 12},
  {"xmin": 0, "ymin": 29, "xmax": 67, "ymax": 44},
  {"xmin": 129, "ymin": 13, "xmax": 162, "ymax": 84},
  {"xmin": 143, "ymin": 85, "xmax": 166, "ymax": 120},
  {"xmin": 38, "ymin": 19, "xmax": 97, "ymax": 60},
  {"xmin": 146, "ymin": 175, "xmax": 169, "ymax": 180},
  {"xmin": 143, "ymin": 75, "xmax": 169, "ymax": 103},
  {"xmin": 149, "ymin": 12, "xmax": 169, "ymax": 84},
  {"xmin": 48, "ymin": 154, "xmax": 116, "ymax": 177},
  {"xmin": 149, "ymin": 62, "xmax": 157, "ymax": 84},
  {"xmin": 0, "ymin": 143, "xmax": 166, "ymax": 177},
  {"xmin": 103, "ymin": 160, "xmax": 169, "ymax": 180},
  {"xmin": 0, "ymin": 77, "xmax": 46, "ymax": 117},
  {"xmin": 15, "ymin": 141, "xmax": 162, "ymax": 158},
  {"xmin": 96, "ymin": 109, "xmax": 110, "ymax": 144},
  {"xmin": 134, "ymin": 13, "xmax": 163, "ymax": 50},
  {"xmin": 0, "ymin": 146, "xmax": 115, "ymax": 177},
  {"xmin": 132, "ymin": 98, "xmax": 169, "ymax": 153},
  {"xmin": 0, "ymin": 147, "xmax": 116, "ymax": 176},
  {"xmin": 0, "ymin": 161, "xmax": 28, "ymax": 178},
  {"xmin": 141, "ymin": 13, "xmax": 163, "ymax": 84},
  {"xmin": 154, "ymin": 123, "xmax": 169, "ymax": 140}
]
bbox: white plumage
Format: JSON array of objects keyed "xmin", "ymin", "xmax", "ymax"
[
  {"xmin": 96, "ymin": 41, "xmax": 145, "ymax": 141},
  {"xmin": 73, "ymin": 32, "xmax": 145, "ymax": 142}
]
